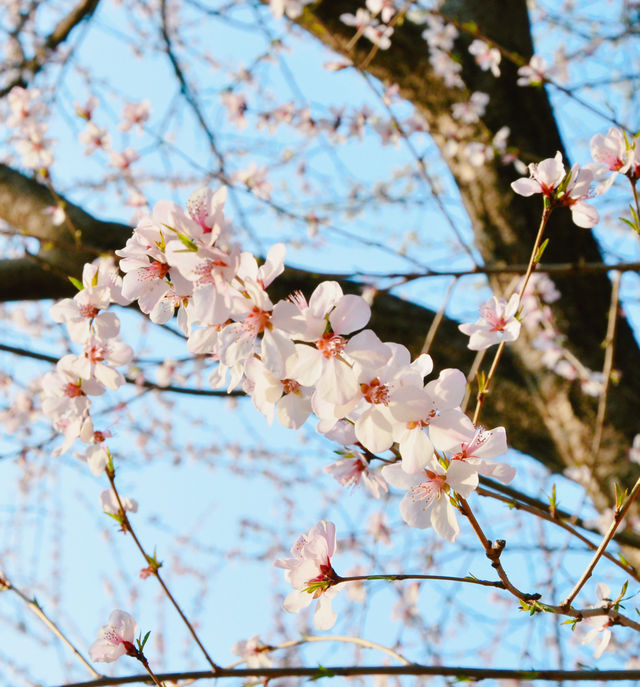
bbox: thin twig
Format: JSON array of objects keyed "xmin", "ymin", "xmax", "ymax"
[
  {"xmin": 472, "ymin": 205, "xmax": 552, "ymax": 425},
  {"xmin": 106, "ymin": 470, "xmax": 220, "ymax": 673},
  {"xmin": 55, "ymin": 664, "xmax": 640, "ymax": 686},
  {"xmin": 589, "ymin": 271, "xmax": 621, "ymax": 463},
  {"xmin": 336, "ymin": 572, "xmax": 505, "ymax": 590},
  {"xmin": 561, "ymin": 474, "xmax": 640, "ymax": 609},
  {"xmin": 2, "ymin": 576, "xmax": 100, "ymax": 677},
  {"xmin": 421, "ymin": 277, "xmax": 458, "ymax": 355}
]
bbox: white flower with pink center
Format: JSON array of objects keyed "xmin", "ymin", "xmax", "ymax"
[
  {"xmin": 511, "ymin": 151, "xmax": 566, "ymax": 198},
  {"xmin": 50, "ymin": 287, "xmax": 119, "ymax": 343},
  {"xmin": 88, "ymin": 610, "xmax": 138, "ymax": 663},
  {"xmin": 274, "ymin": 521, "xmax": 343, "ymax": 630},
  {"xmin": 382, "ymin": 456, "xmax": 478, "ymax": 541},
  {"xmin": 232, "ymin": 636, "xmax": 273, "ymax": 669},
  {"xmin": 100, "ymin": 489, "xmax": 138, "ymax": 516},
  {"xmin": 517, "ymin": 55, "xmax": 547, "ymax": 86},
  {"xmin": 244, "ymin": 356, "xmax": 312, "ymax": 429},
  {"xmin": 79, "ymin": 121, "xmax": 111, "ymax": 154},
  {"xmin": 84, "ymin": 257, "xmax": 130, "ymax": 305},
  {"xmin": 273, "ymin": 281, "xmax": 371, "ymax": 406},
  {"xmin": 459, "ymin": 294, "xmax": 521, "ymax": 350},
  {"xmin": 449, "ymin": 421, "xmax": 515, "ymax": 484},
  {"xmin": 468, "ymin": 39, "xmax": 501, "ymax": 77},
  {"xmin": 117, "ymin": 222, "xmax": 192, "ymax": 316},
  {"xmin": 119, "ymin": 100, "xmax": 151, "ymax": 133},
  {"xmin": 390, "ymin": 368, "xmax": 469, "ymax": 472},
  {"xmin": 323, "ymin": 451, "xmax": 388, "ymax": 498},
  {"xmin": 581, "ymin": 583, "xmax": 613, "ymax": 659},
  {"xmin": 41, "ymin": 358, "xmax": 106, "ymax": 420},
  {"xmin": 511, "ymin": 151, "xmax": 599, "ymax": 227},
  {"xmin": 60, "ymin": 335, "xmax": 133, "ymax": 391}
]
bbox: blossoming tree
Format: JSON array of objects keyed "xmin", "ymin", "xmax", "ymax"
[{"xmin": 1, "ymin": 0, "xmax": 640, "ymax": 685}]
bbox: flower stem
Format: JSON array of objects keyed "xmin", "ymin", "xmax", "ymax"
[{"xmin": 472, "ymin": 205, "xmax": 552, "ymax": 425}]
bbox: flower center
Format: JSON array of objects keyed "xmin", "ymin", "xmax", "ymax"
[
  {"xmin": 79, "ymin": 303, "xmax": 99, "ymax": 319},
  {"xmin": 141, "ymin": 260, "xmax": 169, "ymax": 281},
  {"xmin": 315, "ymin": 332, "xmax": 346, "ymax": 359},
  {"xmin": 360, "ymin": 377, "xmax": 390, "ymax": 405},
  {"xmin": 64, "ymin": 381, "xmax": 84, "ymax": 398},
  {"xmin": 282, "ymin": 378, "xmax": 301, "ymax": 394},
  {"xmin": 243, "ymin": 307, "xmax": 271, "ymax": 336}
]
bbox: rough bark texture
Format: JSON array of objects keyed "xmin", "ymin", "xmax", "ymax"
[{"xmin": 1, "ymin": 1, "xmax": 640, "ymax": 552}]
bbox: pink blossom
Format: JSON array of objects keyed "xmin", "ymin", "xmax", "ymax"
[
  {"xmin": 274, "ymin": 521, "xmax": 342, "ymax": 630},
  {"xmin": 517, "ymin": 55, "xmax": 547, "ymax": 86},
  {"xmin": 449, "ymin": 422, "xmax": 515, "ymax": 484},
  {"xmin": 119, "ymin": 100, "xmax": 151, "ymax": 133},
  {"xmin": 382, "ymin": 458, "xmax": 478, "ymax": 541},
  {"xmin": 581, "ymin": 583, "xmax": 613, "ymax": 659},
  {"xmin": 452, "ymin": 92, "xmax": 489, "ymax": 124},
  {"xmin": 232, "ymin": 636, "xmax": 273, "ymax": 669},
  {"xmin": 269, "ymin": 0, "xmax": 312, "ymax": 19},
  {"xmin": 511, "ymin": 151, "xmax": 599, "ymax": 227},
  {"xmin": 421, "ymin": 15, "xmax": 458, "ymax": 52},
  {"xmin": 88, "ymin": 610, "xmax": 138, "ymax": 663},
  {"xmin": 390, "ymin": 368, "xmax": 469, "ymax": 471},
  {"xmin": 366, "ymin": 0, "xmax": 396, "ymax": 24},
  {"xmin": 79, "ymin": 122, "xmax": 111, "ymax": 154},
  {"xmin": 458, "ymin": 294, "xmax": 521, "ymax": 350},
  {"xmin": 511, "ymin": 151, "xmax": 566, "ymax": 198},
  {"xmin": 323, "ymin": 451, "xmax": 388, "ymax": 498},
  {"xmin": 100, "ymin": 489, "xmax": 138, "ymax": 516},
  {"xmin": 468, "ymin": 40, "xmax": 501, "ymax": 77},
  {"xmin": 43, "ymin": 205, "xmax": 66, "ymax": 226}
]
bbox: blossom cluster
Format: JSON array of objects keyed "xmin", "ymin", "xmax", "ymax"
[
  {"xmin": 43, "ymin": 259, "xmax": 133, "ymax": 471},
  {"xmin": 44, "ymin": 182, "xmax": 519, "ymax": 631},
  {"xmin": 6, "ymin": 86, "xmax": 55, "ymax": 171},
  {"xmin": 340, "ymin": 1, "xmax": 396, "ymax": 51}
]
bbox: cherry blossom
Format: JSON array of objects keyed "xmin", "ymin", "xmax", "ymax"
[
  {"xmin": 232, "ymin": 636, "xmax": 273, "ymax": 669},
  {"xmin": 88, "ymin": 610, "xmax": 138, "ymax": 663},
  {"xmin": 590, "ymin": 128, "xmax": 637, "ymax": 192},
  {"xmin": 510, "ymin": 151, "xmax": 599, "ymax": 228},
  {"xmin": 452, "ymin": 92, "xmax": 489, "ymax": 124},
  {"xmin": 100, "ymin": 489, "xmax": 138, "ymax": 516},
  {"xmin": 269, "ymin": 0, "xmax": 312, "ymax": 20},
  {"xmin": 511, "ymin": 151, "xmax": 566, "ymax": 198},
  {"xmin": 366, "ymin": 0, "xmax": 396, "ymax": 24},
  {"xmin": 273, "ymin": 281, "xmax": 371, "ymax": 406},
  {"xmin": 382, "ymin": 456, "xmax": 478, "ymax": 541},
  {"xmin": 244, "ymin": 355, "xmax": 312, "ymax": 429},
  {"xmin": 421, "ymin": 15, "xmax": 458, "ymax": 52},
  {"xmin": 389, "ymin": 368, "xmax": 468, "ymax": 472},
  {"xmin": 517, "ymin": 55, "xmax": 547, "ymax": 86},
  {"xmin": 323, "ymin": 451, "xmax": 388, "ymax": 498},
  {"xmin": 79, "ymin": 122, "xmax": 111, "ymax": 154},
  {"xmin": 581, "ymin": 583, "xmax": 613, "ymax": 659},
  {"xmin": 119, "ymin": 100, "xmax": 151, "ymax": 133},
  {"xmin": 274, "ymin": 521, "xmax": 343, "ymax": 630},
  {"xmin": 449, "ymin": 422, "xmax": 515, "ymax": 484},
  {"xmin": 468, "ymin": 40, "xmax": 501, "ymax": 77},
  {"xmin": 458, "ymin": 294, "xmax": 521, "ymax": 350},
  {"xmin": 49, "ymin": 286, "xmax": 118, "ymax": 343}
]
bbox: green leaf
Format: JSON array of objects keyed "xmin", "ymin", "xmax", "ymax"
[
  {"xmin": 534, "ymin": 238, "xmax": 550, "ymax": 264},
  {"xmin": 138, "ymin": 630, "xmax": 151, "ymax": 651},
  {"xmin": 309, "ymin": 665, "xmax": 336, "ymax": 681},
  {"xmin": 68, "ymin": 276, "xmax": 84, "ymax": 291},
  {"xmin": 177, "ymin": 233, "xmax": 198, "ymax": 251}
]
